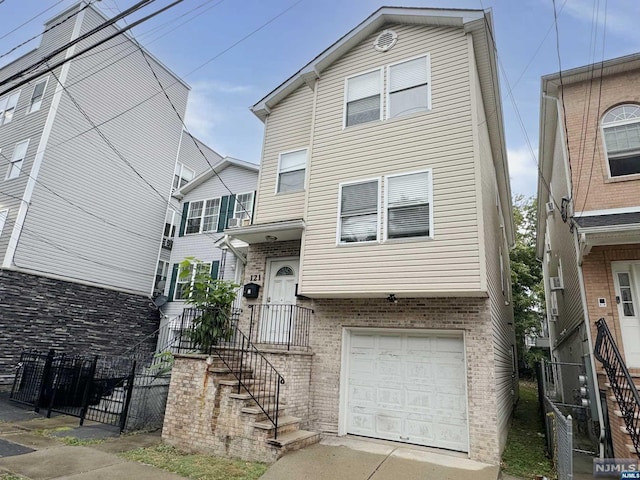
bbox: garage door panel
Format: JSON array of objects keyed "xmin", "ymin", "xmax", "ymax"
[{"xmin": 346, "ymin": 330, "xmax": 468, "ymax": 452}]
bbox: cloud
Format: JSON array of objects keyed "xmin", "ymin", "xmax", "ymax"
[{"xmin": 508, "ymin": 146, "xmax": 539, "ymax": 198}]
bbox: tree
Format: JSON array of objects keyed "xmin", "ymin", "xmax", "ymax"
[
  {"xmin": 510, "ymin": 195, "xmax": 546, "ymax": 373},
  {"xmin": 179, "ymin": 257, "xmax": 239, "ymax": 353}
]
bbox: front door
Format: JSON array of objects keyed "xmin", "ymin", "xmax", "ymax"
[
  {"xmin": 260, "ymin": 259, "xmax": 299, "ymax": 343},
  {"xmin": 613, "ymin": 263, "xmax": 640, "ymax": 368}
]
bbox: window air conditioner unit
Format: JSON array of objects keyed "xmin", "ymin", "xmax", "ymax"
[
  {"xmin": 545, "ymin": 202, "xmax": 555, "ymax": 215},
  {"xmin": 162, "ymin": 238, "xmax": 173, "ymax": 249},
  {"xmin": 550, "ymin": 307, "xmax": 559, "ymax": 317},
  {"xmin": 550, "ymin": 276, "xmax": 564, "ymax": 290},
  {"xmin": 241, "ymin": 218, "xmax": 251, "ymax": 226},
  {"xmin": 227, "ymin": 218, "xmax": 241, "ymax": 228}
]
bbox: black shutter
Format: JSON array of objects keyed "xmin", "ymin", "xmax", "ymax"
[
  {"xmin": 178, "ymin": 202, "xmax": 189, "ymax": 237},
  {"xmin": 217, "ymin": 196, "xmax": 229, "ymax": 232},
  {"xmin": 210, "ymin": 260, "xmax": 220, "ymax": 281},
  {"xmin": 167, "ymin": 263, "xmax": 179, "ymax": 301}
]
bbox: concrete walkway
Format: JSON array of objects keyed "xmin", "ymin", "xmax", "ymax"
[
  {"xmin": 261, "ymin": 436, "xmax": 501, "ymax": 480},
  {"xmin": 0, "ymin": 397, "xmax": 185, "ymax": 480}
]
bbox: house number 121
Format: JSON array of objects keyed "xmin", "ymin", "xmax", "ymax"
[{"xmin": 250, "ymin": 274, "xmax": 261, "ymax": 282}]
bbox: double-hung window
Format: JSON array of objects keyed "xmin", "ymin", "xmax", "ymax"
[
  {"xmin": 601, "ymin": 104, "xmax": 640, "ymax": 177},
  {"xmin": 0, "ymin": 92, "xmax": 20, "ymax": 126},
  {"xmin": 338, "ymin": 179, "xmax": 379, "ymax": 243},
  {"xmin": 277, "ymin": 149, "xmax": 307, "ymax": 193},
  {"xmin": 173, "ymin": 162, "xmax": 195, "ymax": 190},
  {"xmin": 175, "ymin": 262, "xmax": 211, "ymax": 300},
  {"xmin": 234, "ymin": 191, "xmax": 255, "ymax": 222},
  {"xmin": 185, "ymin": 198, "xmax": 221, "ymax": 234},
  {"xmin": 387, "ymin": 55, "xmax": 430, "ymax": 119},
  {"xmin": 28, "ymin": 79, "xmax": 48, "ymax": 114},
  {"xmin": 345, "ymin": 70, "xmax": 382, "ymax": 127},
  {"xmin": 385, "ymin": 170, "xmax": 432, "ymax": 239},
  {"xmin": 6, "ymin": 140, "xmax": 29, "ymax": 180}
]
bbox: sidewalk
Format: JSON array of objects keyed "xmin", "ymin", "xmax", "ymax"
[{"xmin": 0, "ymin": 394, "xmax": 186, "ymax": 479}]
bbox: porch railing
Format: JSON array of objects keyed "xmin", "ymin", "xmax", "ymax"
[
  {"xmin": 594, "ymin": 317, "xmax": 640, "ymax": 457},
  {"xmin": 248, "ymin": 304, "xmax": 312, "ymax": 350},
  {"xmin": 171, "ymin": 307, "xmax": 285, "ymax": 438}
]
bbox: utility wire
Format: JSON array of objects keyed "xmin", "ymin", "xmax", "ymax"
[{"xmin": 0, "ymin": 0, "xmax": 65, "ymax": 42}]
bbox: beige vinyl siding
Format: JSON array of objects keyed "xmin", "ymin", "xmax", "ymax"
[
  {"xmin": 546, "ymin": 122, "xmax": 584, "ymax": 339},
  {"xmin": 300, "ymin": 24, "xmax": 481, "ymax": 297},
  {"xmin": 254, "ymin": 86, "xmax": 312, "ymax": 224},
  {"xmin": 476, "ymin": 69, "xmax": 515, "ymax": 452},
  {"xmin": 14, "ymin": 7, "xmax": 188, "ymax": 294}
]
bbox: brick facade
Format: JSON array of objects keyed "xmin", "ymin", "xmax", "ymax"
[
  {"xmin": 0, "ymin": 269, "xmax": 160, "ymax": 386},
  {"xmin": 562, "ymin": 70, "xmax": 640, "ymax": 213}
]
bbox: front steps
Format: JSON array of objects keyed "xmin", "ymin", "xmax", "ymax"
[{"xmin": 599, "ymin": 371, "xmax": 640, "ymax": 459}]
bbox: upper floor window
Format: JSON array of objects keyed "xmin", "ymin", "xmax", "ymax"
[
  {"xmin": 602, "ymin": 104, "xmax": 640, "ymax": 177},
  {"xmin": 385, "ymin": 170, "xmax": 432, "ymax": 239},
  {"xmin": 164, "ymin": 209, "xmax": 177, "ymax": 239},
  {"xmin": 28, "ymin": 78, "xmax": 48, "ymax": 114},
  {"xmin": 173, "ymin": 162, "xmax": 195, "ymax": 190},
  {"xmin": 185, "ymin": 198, "xmax": 221, "ymax": 234},
  {"xmin": 6, "ymin": 140, "xmax": 29, "ymax": 180},
  {"xmin": 338, "ymin": 179, "xmax": 379, "ymax": 243},
  {"xmin": 345, "ymin": 70, "xmax": 382, "ymax": 127},
  {"xmin": 0, "ymin": 209, "xmax": 7, "ymax": 238},
  {"xmin": 0, "ymin": 91, "xmax": 20, "ymax": 126},
  {"xmin": 387, "ymin": 55, "xmax": 430, "ymax": 119},
  {"xmin": 234, "ymin": 191, "xmax": 255, "ymax": 221},
  {"xmin": 277, "ymin": 149, "xmax": 307, "ymax": 193}
]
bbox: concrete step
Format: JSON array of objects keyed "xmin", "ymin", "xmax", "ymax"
[
  {"xmin": 253, "ymin": 415, "xmax": 300, "ymax": 431},
  {"xmin": 614, "ymin": 410, "xmax": 640, "ymax": 420},
  {"xmin": 241, "ymin": 404, "xmax": 285, "ymax": 418},
  {"xmin": 265, "ymin": 429, "xmax": 321, "ymax": 450},
  {"xmin": 620, "ymin": 425, "xmax": 640, "ymax": 435}
]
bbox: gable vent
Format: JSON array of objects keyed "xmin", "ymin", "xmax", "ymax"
[{"xmin": 373, "ymin": 30, "xmax": 397, "ymax": 52}]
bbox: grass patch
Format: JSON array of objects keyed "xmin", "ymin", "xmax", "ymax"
[
  {"xmin": 33, "ymin": 427, "xmax": 104, "ymax": 446},
  {"xmin": 0, "ymin": 474, "xmax": 27, "ymax": 480},
  {"xmin": 501, "ymin": 381, "xmax": 555, "ymax": 479},
  {"xmin": 120, "ymin": 444, "xmax": 268, "ymax": 480}
]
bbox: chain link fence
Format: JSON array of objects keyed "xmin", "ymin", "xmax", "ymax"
[{"xmin": 544, "ymin": 395, "xmax": 574, "ymax": 480}]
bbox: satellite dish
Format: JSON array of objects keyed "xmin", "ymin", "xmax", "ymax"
[
  {"xmin": 157, "ymin": 280, "xmax": 166, "ymax": 291},
  {"xmin": 152, "ymin": 295, "xmax": 168, "ymax": 308}
]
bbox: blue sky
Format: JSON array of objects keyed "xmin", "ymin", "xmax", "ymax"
[{"xmin": 2, "ymin": 0, "xmax": 638, "ymax": 198}]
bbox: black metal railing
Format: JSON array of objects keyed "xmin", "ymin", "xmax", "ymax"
[
  {"xmin": 248, "ymin": 304, "xmax": 312, "ymax": 350},
  {"xmin": 171, "ymin": 307, "xmax": 285, "ymax": 438},
  {"xmin": 594, "ymin": 318, "xmax": 640, "ymax": 457}
]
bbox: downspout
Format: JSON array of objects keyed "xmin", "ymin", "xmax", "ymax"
[{"xmin": 544, "ymin": 91, "xmax": 605, "ymax": 458}]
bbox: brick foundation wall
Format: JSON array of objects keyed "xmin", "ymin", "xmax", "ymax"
[
  {"xmin": 308, "ymin": 297, "xmax": 500, "ymax": 465},
  {"xmin": 0, "ymin": 269, "xmax": 160, "ymax": 386}
]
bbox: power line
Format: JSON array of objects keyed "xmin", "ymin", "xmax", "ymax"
[{"xmin": 0, "ymin": 0, "xmax": 66, "ymax": 42}]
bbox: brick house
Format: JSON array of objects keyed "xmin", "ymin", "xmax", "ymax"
[
  {"xmin": 537, "ymin": 53, "xmax": 640, "ymax": 458},
  {"xmin": 214, "ymin": 6, "xmax": 516, "ymax": 465}
]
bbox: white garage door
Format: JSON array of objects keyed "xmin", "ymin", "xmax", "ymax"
[{"xmin": 346, "ymin": 330, "xmax": 468, "ymax": 452}]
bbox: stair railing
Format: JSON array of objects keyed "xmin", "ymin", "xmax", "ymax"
[{"xmin": 594, "ymin": 317, "xmax": 640, "ymax": 457}]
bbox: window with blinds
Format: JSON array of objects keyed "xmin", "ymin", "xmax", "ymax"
[
  {"xmin": 29, "ymin": 78, "xmax": 48, "ymax": 114},
  {"xmin": 185, "ymin": 198, "xmax": 221, "ymax": 234},
  {"xmin": 0, "ymin": 91, "xmax": 20, "ymax": 126},
  {"xmin": 385, "ymin": 171, "xmax": 431, "ymax": 239},
  {"xmin": 6, "ymin": 140, "xmax": 29, "ymax": 180},
  {"xmin": 278, "ymin": 149, "xmax": 307, "ymax": 192},
  {"xmin": 345, "ymin": 70, "xmax": 382, "ymax": 127},
  {"xmin": 602, "ymin": 104, "xmax": 640, "ymax": 177},
  {"xmin": 339, "ymin": 180, "xmax": 379, "ymax": 243},
  {"xmin": 388, "ymin": 56, "xmax": 430, "ymax": 119}
]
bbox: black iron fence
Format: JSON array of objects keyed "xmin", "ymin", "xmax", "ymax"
[
  {"xmin": 10, "ymin": 350, "xmax": 136, "ymax": 432},
  {"xmin": 594, "ymin": 317, "xmax": 640, "ymax": 458},
  {"xmin": 248, "ymin": 304, "xmax": 312, "ymax": 350}
]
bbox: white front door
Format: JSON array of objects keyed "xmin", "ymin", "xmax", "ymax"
[
  {"xmin": 345, "ymin": 330, "xmax": 468, "ymax": 452},
  {"xmin": 613, "ymin": 263, "xmax": 640, "ymax": 368},
  {"xmin": 260, "ymin": 259, "xmax": 299, "ymax": 343}
]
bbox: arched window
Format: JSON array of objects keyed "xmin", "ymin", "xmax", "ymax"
[
  {"xmin": 276, "ymin": 266, "xmax": 294, "ymax": 276},
  {"xmin": 601, "ymin": 104, "xmax": 640, "ymax": 177}
]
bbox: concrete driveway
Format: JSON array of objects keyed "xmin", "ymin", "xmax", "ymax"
[{"xmin": 261, "ymin": 436, "xmax": 500, "ymax": 480}]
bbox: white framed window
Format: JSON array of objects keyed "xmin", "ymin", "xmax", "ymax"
[
  {"xmin": 601, "ymin": 104, "xmax": 640, "ymax": 177},
  {"xmin": 344, "ymin": 69, "xmax": 382, "ymax": 127},
  {"xmin": 338, "ymin": 179, "xmax": 380, "ymax": 243},
  {"xmin": 6, "ymin": 140, "xmax": 29, "ymax": 180},
  {"xmin": 387, "ymin": 55, "xmax": 430, "ymax": 119},
  {"xmin": 0, "ymin": 91, "xmax": 20, "ymax": 126},
  {"xmin": 277, "ymin": 149, "xmax": 307, "ymax": 193},
  {"xmin": 234, "ymin": 191, "xmax": 255, "ymax": 221},
  {"xmin": 164, "ymin": 209, "xmax": 177, "ymax": 239},
  {"xmin": 0, "ymin": 209, "xmax": 7, "ymax": 238},
  {"xmin": 384, "ymin": 170, "xmax": 432, "ymax": 240},
  {"xmin": 185, "ymin": 198, "xmax": 221, "ymax": 234},
  {"xmin": 175, "ymin": 261, "xmax": 210, "ymax": 300},
  {"xmin": 173, "ymin": 162, "xmax": 195, "ymax": 190},
  {"xmin": 28, "ymin": 78, "xmax": 48, "ymax": 114},
  {"xmin": 155, "ymin": 260, "xmax": 169, "ymax": 294}
]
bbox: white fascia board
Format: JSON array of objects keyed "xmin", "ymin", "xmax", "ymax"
[{"xmin": 575, "ymin": 206, "xmax": 640, "ymax": 217}]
